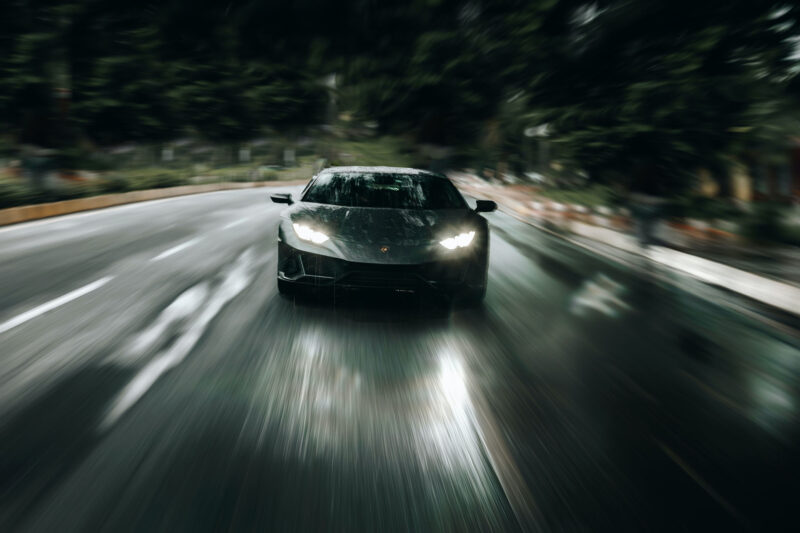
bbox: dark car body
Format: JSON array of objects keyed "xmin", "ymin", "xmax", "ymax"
[{"xmin": 271, "ymin": 166, "xmax": 495, "ymax": 302}]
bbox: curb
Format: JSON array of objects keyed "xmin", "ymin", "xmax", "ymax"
[
  {"xmin": 461, "ymin": 183, "xmax": 800, "ymax": 317},
  {"xmin": 646, "ymin": 246, "xmax": 800, "ymax": 316},
  {"xmin": 0, "ymin": 180, "xmax": 308, "ymax": 227}
]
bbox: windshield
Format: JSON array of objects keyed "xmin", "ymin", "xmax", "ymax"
[{"xmin": 302, "ymin": 172, "xmax": 467, "ymax": 209}]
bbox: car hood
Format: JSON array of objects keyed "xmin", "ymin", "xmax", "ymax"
[{"xmin": 282, "ymin": 203, "xmax": 481, "ymax": 264}]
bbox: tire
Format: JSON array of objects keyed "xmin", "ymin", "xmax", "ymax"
[
  {"xmin": 467, "ymin": 285, "xmax": 486, "ymax": 305},
  {"xmin": 457, "ymin": 284, "xmax": 486, "ymax": 307},
  {"xmin": 461, "ymin": 251, "xmax": 488, "ymax": 306}
]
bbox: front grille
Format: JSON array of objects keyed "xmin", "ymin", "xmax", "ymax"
[{"xmin": 283, "ymin": 248, "xmax": 471, "ymax": 287}]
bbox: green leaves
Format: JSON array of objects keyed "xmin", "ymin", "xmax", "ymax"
[{"xmin": 519, "ymin": 0, "xmax": 800, "ymax": 193}]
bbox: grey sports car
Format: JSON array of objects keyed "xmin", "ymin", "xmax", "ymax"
[{"xmin": 271, "ymin": 166, "xmax": 496, "ymax": 303}]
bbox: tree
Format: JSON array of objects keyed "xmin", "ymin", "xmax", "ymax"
[
  {"xmin": 513, "ymin": 0, "xmax": 800, "ymax": 194},
  {"xmin": 0, "ymin": 1, "xmax": 67, "ymax": 146},
  {"xmin": 338, "ymin": 0, "xmax": 516, "ymax": 145}
]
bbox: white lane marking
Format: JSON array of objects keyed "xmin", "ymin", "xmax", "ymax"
[
  {"xmin": 570, "ymin": 273, "xmax": 630, "ymax": 317},
  {"xmin": 124, "ymin": 283, "xmax": 210, "ymax": 359},
  {"xmin": 150, "ymin": 237, "xmax": 201, "ymax": 262},
  {"xmin": 223, "ymin": 217, "xmax": 249, "ymax": 230},
  {"xmin": 0, "ymin": 276, "xmax": 113, "ymax": 335},
  {"xmin": 101, "ymin": 250, "xmax": 256, "ymax": 429}
]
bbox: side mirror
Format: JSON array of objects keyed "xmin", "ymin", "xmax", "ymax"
[
  {"xmin": 474, "ymin": 200, "xmax": 497, "ymax": 213},
  {"xmin": 271, "ymin": 193, "xmax": 293, "ymax": 204}
]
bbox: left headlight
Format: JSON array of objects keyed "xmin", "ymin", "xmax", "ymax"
[
  {"xmin": 293, "ymin": 223, "xmax": 329, "ymax": 244},
  {"xmin": 440, "ymin": 230, "xmax": 475, "ymax": 250}
]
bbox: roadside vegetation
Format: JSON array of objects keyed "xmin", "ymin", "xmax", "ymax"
[
  {"xmin": 535, "ymin": 185, "xmax": 618, "ymax": 209},
  {"xmin": 531, "ymin": 183, "xmax": 800, "ymax": 246},
  {"xmin": 0, "ymin": 137, "xmax": 417, "ymax": 209}
]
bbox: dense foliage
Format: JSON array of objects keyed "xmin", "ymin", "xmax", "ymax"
[
  {"xmin": 0, "ymin": 0, "xmax": 798, "ymax": 192},
  {"xmin": 519, "ymin": 1, "xmax": 800, "ymax": 192}
]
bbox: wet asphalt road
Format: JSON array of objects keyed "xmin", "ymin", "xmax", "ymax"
[{"xmin": 0, "ymin": 187, "xmax": 798, "ymax": 532}]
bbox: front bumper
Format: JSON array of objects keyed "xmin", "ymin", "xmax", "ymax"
[{"xmin": 277, "ymin": 242, "xmax": 486, "ymax": 293}]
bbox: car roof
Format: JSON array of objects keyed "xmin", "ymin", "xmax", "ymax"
[{"xmin": 320, "ymin": 166, "xmax": 446, "ymax": 178}]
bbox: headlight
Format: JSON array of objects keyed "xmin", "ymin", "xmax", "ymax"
[
  {"xmin": 293, "ymin": 223, "xmax": 329, "ymax": 244},
  {"xmin": 440, "ymin": 231, "xmax": 475, "ymax": 250}
]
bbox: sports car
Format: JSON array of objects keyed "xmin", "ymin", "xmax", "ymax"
[{"xmin": 271, "ymin": 166, "xmax": 496, "ymax": 303}]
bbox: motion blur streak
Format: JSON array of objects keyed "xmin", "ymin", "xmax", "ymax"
[
  {"xmin": 101, "ymin": 249, "xmax": 258, "ymax": 429},
  {"xmin": 0, "ymin": 188, "xmax": 798, "ymax": 531},
  {"xmin": 150, "ymin": 237, "xmax": 203, "ymax": 262}
]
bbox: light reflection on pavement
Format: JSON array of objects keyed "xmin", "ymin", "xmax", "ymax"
[{"xmin": 0, "ymin": 188, "xmax": 797, "ymax": 532}]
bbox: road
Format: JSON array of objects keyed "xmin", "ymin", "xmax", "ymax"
[{"xmin": 0, "ymin": 187, "xmax": 798, "ymax": 532}]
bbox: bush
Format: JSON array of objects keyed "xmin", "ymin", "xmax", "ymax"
[
  {"xmin": 230, "ymin": 172, "xmax": 254, "ymax": 182},
  {"xmin": 51, "ymin": 184, "xmax": 96, "ymax": 201},
  {"xmin": 741, "ymin": 203, "xmax": 795, "ymax": 245},
  {"xmin": 115, "ymin": 169, "xmax": 189, "ymax": 190},
  {"xmin": 97, "ymin": 175, "xmax": 131, "ymax": 194},
  {"xmin": 257, "ymin": 170, "xmax": 279, "ymax": 182},
  {"xmin": 139, "ymin": 172, "xmax": 188, "ymax": 189},
  {"xmin": 0, "ymin": 181, "xmax": 37, "ymax": 209},
  {"xmin": 670, "ymin": 196, "xmax": 742, "ymax": 220},
  {"xmin": 0, "ymin": 181, "xmax": 99, "ymax": 208}
]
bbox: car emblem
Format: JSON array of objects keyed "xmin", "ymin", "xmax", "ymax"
[{"xmin": 380, "ymin": 246, "xmax": 389, "ymax": 253}]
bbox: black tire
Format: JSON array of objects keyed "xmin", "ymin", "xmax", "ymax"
[
  {"xmin": 461, "ymin": 252, "xmax": 488, "ymax": 306},
  {"xmin": 451, "ymin": 285, "xmax": 486, "ymax": 309},
  {"xmin": 458, "ymin": 285, "xmax": 486, "ymax": 307}
]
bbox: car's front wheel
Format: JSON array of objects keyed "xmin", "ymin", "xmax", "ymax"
[
  {"xmin": 460, "ymin": 284, "xmax": 486, "ymax": 306},
  {"xmin": 460, "ymin": 252, "xmax": 488, "ymax": 306}
]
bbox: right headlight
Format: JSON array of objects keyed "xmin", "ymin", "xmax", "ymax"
[
  {"xmin": 293, "ymin": 223, "xmax": 329, "ymax": 244},
  {"xmin": 439, "ymin": 230, "xmax": 475, "ymax": 250}
]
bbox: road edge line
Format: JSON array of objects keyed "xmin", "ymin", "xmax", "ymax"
[{"xmin": 487, "ymin": 202, "xmax": 800, "ymax": 337}]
